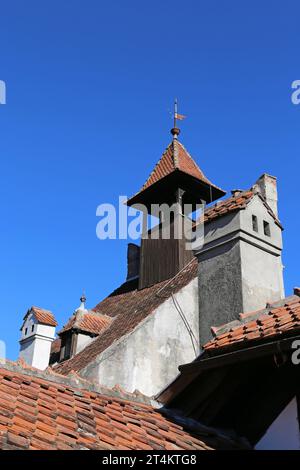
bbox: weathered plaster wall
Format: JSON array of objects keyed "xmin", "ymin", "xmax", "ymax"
[
  {"xmin": 76, "ymin": 333, "xmax": 93, "ymax": 354},
  {"xmin": 19, "ymin": 338, "xmax": 35, "ymax": 365},
  {"xmin": 19, "ymin": 311, "xmax": 55, "ymax": 370},
  {"xmin": 240, "ymin": 197, "xmax": 284, "ymax": 312},
  {"xmin": 240, "ymin": 240, "xmax": 284, "ymax": 312},
  {"xmin": 256, "ymin": 397, "xmax": 300, "ymax": 450},
  {"xmin": 20, "ymin": 334, "xmax": 54, "ymax": 370},
  {"xmin": 80, "ymin": 278, "xmax": 199, "ymax": 397},
  {"xmin": 198, "ymin": 239, "xmax": 243, "ymax": 346}
]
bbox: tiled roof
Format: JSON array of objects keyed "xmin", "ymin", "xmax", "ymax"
[
  {"xmin": 54, "ymin": 258, "xmax": 198, "ymax": 375},
  {"xmin": 142, "ymin": 140, "xmax": 213, "ymax": 190},
  {"xmin": 0, "ymin": 362, "xmax": 244, "ymax": 450},
  {"xmin": 204, "ymin": 191, "xmax": 254, "ymax": 223},
  {"xmin": 202, "ymin": 190, "xmax": 282, "ymax": 227},
  {"xmin": 128, "ymin": 140, "xmax": 224, "ymax": 203},
  {"xmin": 204, "ymin": 293, "xmax": 300, "ymax": 352},
  {"xmin": 53, "ymin": 188, "xmax": 283, "ymax": 373},
  {"xmin": 21, "ymin": 307, "xmax": 57, "ymax": 329},
  {"xmin": 59, "ymin": 311, "xmax": 112, "ymax": 336}
]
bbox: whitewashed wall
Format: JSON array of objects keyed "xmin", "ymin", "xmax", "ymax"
[
  {"xmin": 80, "ymin": 278, "xmax": 199, "ymax": 397},
  {"xmin": 19, "ymin": 311, "xmax": 55, "ymax": 370}
]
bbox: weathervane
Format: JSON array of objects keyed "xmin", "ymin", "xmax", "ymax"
[{"xmin": 171, "ymin": 98, "xmax": 186, "ymax": 139}]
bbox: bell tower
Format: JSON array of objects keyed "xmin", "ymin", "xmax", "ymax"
[{"xmin": 127, "ymin": 103, "xmax": 225, "ymax": 289}]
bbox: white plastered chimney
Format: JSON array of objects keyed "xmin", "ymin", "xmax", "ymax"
[
  {"xmin": 254, "ymin": 174, "xmax": 278, "ymax": 217},
  {"xmin": 19, "ymin": 307, "xmax": 57, "ymax": 370}
]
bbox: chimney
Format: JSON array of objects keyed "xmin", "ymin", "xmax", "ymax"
[
  {"xmin": 126, "ymin": 243, "xmax": 140, "ymax": 281},
  {"xmin": 19, "ymin": 307, "xmax": 57, "ymax": 370},
  {"xmin": 254, "ymin": 174, "xmax": 278, "ymax": 217}
]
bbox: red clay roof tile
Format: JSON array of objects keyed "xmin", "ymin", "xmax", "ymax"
[
  {"xmin": 59, "ymin": 312, "xmax": 112, "ymax": 336},
  {"xmin": 141, "ymin": 140, "xmax": 216, "ymax": 191},
  {"xmin": 201, "ymin": 189, "xmax": 282, "ymax": 227},
  {"xmin": 31, "ymin": 307, "xmax": 57, "ymax": 327},
  {"xmin": 0, "ymin": 362, "xmax": 244, "ymax": 450},
  {"xmin": 127, "ymin": 139, "xmax": 225, "ymax": 205},
  {"xmin": 21, "ymin": 306, "xmax": 57, "ymax": 328},
  {"xmin": 54, "ymin": 258, "xmax": 198, "ymax": 375},
  {"xmin": 205, "ymin": 295, "xmax": 300, "ymax": 352},
  {"xmin": 53, "ymin": 188, "xmax": 282, "ymax": 374}
]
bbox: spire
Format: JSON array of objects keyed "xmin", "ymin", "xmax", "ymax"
[{"xmin": 171, "ymin": 98, "xmax": 186, "ymax": 139}]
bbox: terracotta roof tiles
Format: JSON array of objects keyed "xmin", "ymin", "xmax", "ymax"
[
  {"xmin": 54, "ymin": 258, "xmax": 198, "ymax": 375},
  {"xmin": 59, "ymin": 312, "xmax": 112, "ymax": 336},
  {"xmin": 128, "ymin": 139, "xmax": 224, "ymax": 204},
  {"xmin": 54, "ymin": 189, "xmax": 282, "ymax": 373},
  {"xmin": 21, "ymin": 307, "xmax": 57, "ymax": 329},
  {"xmin": 141, "ymin": 140, "xmax": 214, "ymax": 190},
  {"xmin": 0, "ymin": 362, "xmax": 244, "ymax": 450},
  {"xmin": 201, "ymin": 189, "xmax": 282, "ymax": 227},
  {"xmin": 204, "ymin": 293, "xmax": 300, "ymax": 352}
]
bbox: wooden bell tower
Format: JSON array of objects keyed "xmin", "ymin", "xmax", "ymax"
[{"xmin": 127, "ymin": 105, "xmax": 225, "ymax": 289}]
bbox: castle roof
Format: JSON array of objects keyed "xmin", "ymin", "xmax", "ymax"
[
  {"xmin": 58, "ymin": 311, "xmax": 112, "ymax": 336},
  {"xmin": 204, "ymin": 293, "xmax": 300, "ymax": 353},
  {"xmin": 202, "ymin": 189, "xmax": 282, "ymax": 227},
  {"xmin": 53, "ymin": 258, "xmax": 198, "ymax": 376},
  {"xmin": 0, "ymin": 361, "xmax": 245, "ymax": 450},
  {"xmin": 127, "ymin": 139, "xmax": 225, "ymax": 207},
  {"xmin": 21, "ymin": 306, "xmax": 57, "ymax": 330},
  {"xmin": 52, "ymin": 188, "xmax": 283, "ymax": 375}
]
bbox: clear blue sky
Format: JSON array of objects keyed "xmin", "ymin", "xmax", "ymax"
[{"xmin": 0, "ymin": 0, "xmax": 299, "ymax": 359}]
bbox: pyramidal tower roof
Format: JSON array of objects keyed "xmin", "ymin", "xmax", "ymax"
[
  {"xmin": 127, "ymin": 137, "xmax": 226, "ymax": 208},
  {"xmin": 141, "ymin": 139, "xmax": 215, "ymax": 191}
]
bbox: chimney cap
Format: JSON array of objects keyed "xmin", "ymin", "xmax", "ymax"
[{"xmin": 257, "ymin": 173, "xmax": 277, "ymax": 182}]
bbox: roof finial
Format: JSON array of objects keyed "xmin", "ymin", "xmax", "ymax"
[
  {"xmin": 79, "ymin": 289, "xmax": 86, "ymax": 310},
  {"xmin": 171, "ymin": 98, "xmax": 186, "ymax": 139}
]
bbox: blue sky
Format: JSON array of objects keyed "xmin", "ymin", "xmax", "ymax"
[{"xmin": 0, "ymin": 0, "xmax": 299, "ymax": 359}]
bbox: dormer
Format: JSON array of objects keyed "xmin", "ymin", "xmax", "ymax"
[{"xmin": 56, "ymin": 295, "xmax": 112, "ymax": 363}]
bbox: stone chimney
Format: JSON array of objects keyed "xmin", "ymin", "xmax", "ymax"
[
  {"xmin": 126, "ymin": 243, "xmax": 140, "ymax": 281},
  {"xmin": 254, "ymin": 174, "xmax": 278, "ymax": 217}
]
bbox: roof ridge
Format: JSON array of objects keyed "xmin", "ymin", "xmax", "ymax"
[
  {"xmin": 31, "ymin": 305, "xmax": 53, "ymax": 313},
  {"xmin": 1, "ymin": 360, "xmax": 153, "ymax": 405},
  {"xmin": 140, "ymin": 141, "xmax": 174, "ymax": 191},
  {"xmin": 0, "ymin": 362, "xmax": 245, "ymax": 450},
  {"xmin": 173, "ymin": 139, "xmax": 179, "ymax": 167},
  {"xmin": 53, "ymin": 258, "xmax": 198, "ymax": 376},
  {"xmin": 21, "ymin": 306, "xmax": 57, "ymax": 329}
]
